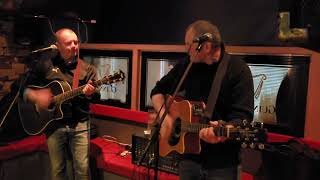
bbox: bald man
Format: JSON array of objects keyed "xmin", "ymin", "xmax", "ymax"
[{"xmin": 23, "ymin": 28, "xmax": 97, "ymax": 180}]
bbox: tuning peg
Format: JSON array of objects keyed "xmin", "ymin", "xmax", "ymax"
[
  {"xmin": 260, "ymin": 122, "xmax": 264, "ymax": 128},
  {"xmin": 258, "ymin": 143, "xmax": 265, "ymax": 150},
  {"xmin": 241, "ymin": 142, "xmax": 248, "ymax": 149},
  {"xmin": 251, "ymin": 121, "xmax": 258, "ymax": 127},
  {"xmin": 242, "ymin": 119, "xmax": 248, "ymax": 126},
  {"xmin": 249, "ymin": 143, "xmax": 256, "ymax": 149}
]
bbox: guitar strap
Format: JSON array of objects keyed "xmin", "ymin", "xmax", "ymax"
[
  {"xmin": 202, "ymin": 53, "xmax": 230, "ymax": 122},
  {"xmin": 72, "ymin": 57, "xmax": 81, "ymax": 89}
]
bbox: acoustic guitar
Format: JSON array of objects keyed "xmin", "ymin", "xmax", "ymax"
[
  {"xmin": 18, "ymin": 70, "xmax": 125, "ymax": 135},
  {"xmin": 156, "ymin": 95, "xmax": 267, "ymax": 157}
]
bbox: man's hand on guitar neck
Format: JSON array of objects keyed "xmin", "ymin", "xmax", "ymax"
[
  {"xmin": 82, "ymin": 80, "xmax": 96, "ymax": 96},
  {"xmin": 199, "ymin": 121, "xmax": 233, "ymax": 144}
]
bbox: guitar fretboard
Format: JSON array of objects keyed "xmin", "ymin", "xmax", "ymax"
[
  {"xmin": 52, "ymin": 76, "xmax": 114, "ymax": 104},
  {"xmin": 53, "ymin": 85, "xmax": 85, "ymax": 104},
  {"xmin": 181, "ymin": 123, "xmax": 257, "ymax": 139}
]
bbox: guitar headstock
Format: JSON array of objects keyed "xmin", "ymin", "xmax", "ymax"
[
  {"xmin": 215, "ymin": 120, "xmax": 267, "ymax": 150},
  {"xmin": 101, "ymin": 70, "xmax": 125, "ymax": 84},
  {"xmin": 236, "ymin": 120, "xmax": 268, "ymax": 150}
]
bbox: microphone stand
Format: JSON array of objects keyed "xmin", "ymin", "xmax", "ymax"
[
  {"xmin": 137, "ymin": 56, "xmax": 196, "ymax": 180},
  {"xmin": 0, "ymin": 53, "xmax": 41, "ymax": 130},
  {"xmin": 0, "ymin": 70, "xmax": 29, "ymax": 129}
]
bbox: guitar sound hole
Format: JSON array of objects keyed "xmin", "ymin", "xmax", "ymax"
[{"xmin": 169, "ymin": 118, "xmax": 181, "ymax": 146}]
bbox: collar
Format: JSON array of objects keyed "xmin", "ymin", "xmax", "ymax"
[{"xmin": 53, "ymin": 54, "xmax": 78, "ymax": 70}]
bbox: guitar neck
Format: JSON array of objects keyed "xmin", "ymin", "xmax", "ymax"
[
  {"xmin": 183, "ymin": 123, "xmax": 210, "ymax": 133},
  {"xmin": 52, "ymin": 79, "xmax": 104, "ymax": 104},
  {"xmin": 183, "ymin": 123, "xmax": 241, "ymax": 138},
  {"xmin": 52, "ymin": 85, "xmax": 85, "ymax": 104}
]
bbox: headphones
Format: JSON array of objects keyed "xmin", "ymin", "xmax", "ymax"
[{"xmin": 193, "ymin": 33, "xmax": 213, "ymax": 51}]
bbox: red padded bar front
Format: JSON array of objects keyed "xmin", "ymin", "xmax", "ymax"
[
  {"xmin": 0, "ymin": 135, "xmax": 47, "ymax": 161},
  {"xmin": 268, "ymin": 133, "xmax": 320, "ymax": 150},
  {"xmin": 90, "ymin": 104, "xmax": 148, "ymax": 124}
]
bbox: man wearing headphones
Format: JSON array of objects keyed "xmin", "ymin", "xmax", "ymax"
[{"xmin": 150, "ymin": 20, "xmax": 254, "ymax": 180}]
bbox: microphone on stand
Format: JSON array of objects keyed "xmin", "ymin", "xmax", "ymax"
[
  {"xmin": 21, "ymin": 14, "xmax": 49, "ymax": 19},
  {"xmin": 32, "ymin": 15, "xmax": 48, "ymax": 19},
  {"xmin": 31, "ymin": 44, "xmax": 57, "ymax": 53},
  {"xmin": 194, "ymin": 33, "xmax": 213, "ymax": 51},
  {"xmin": 61, "ymin": 16, "xmax": 97, "ymax": 24},
  {"xmin": 80, "ymin": 19, "xmax": 97, "ymax": 24}
]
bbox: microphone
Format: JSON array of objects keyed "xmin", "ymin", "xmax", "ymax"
[
  {"xmin": 32, "ymin": 15, "xmax": 48, "ymax": 19},
  {"xmin": 64, "ymin": 16, "xmax": 97, "ymax": 24},
  {"xmin": 194, "ymin": 33, "xmax": 213, "ymax": 51},
  {"xmin": 81, "ymin": 19, "xmax": 97, "ymax": 24},
  {"xmin": 26, "ymin": 14, "xmax": 97, "ymax": 23},
  {"xmin": 21, "ymin": 14, "xmax": 48, "ymax": 19},
  {"xmin": 31, "ymin": 44, "xmax": 57, "ymax": 53}
]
